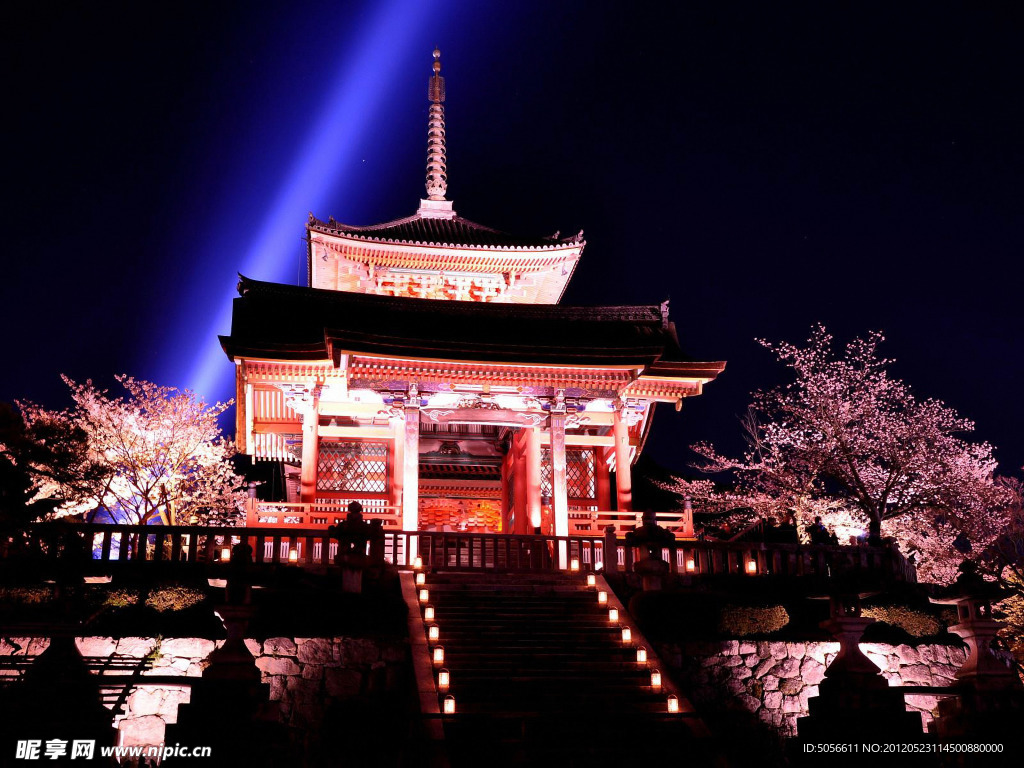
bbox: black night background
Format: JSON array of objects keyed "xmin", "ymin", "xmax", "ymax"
[{"xmin": 3, "ymin": 0, "xmax": 1023, "ymax": 478}]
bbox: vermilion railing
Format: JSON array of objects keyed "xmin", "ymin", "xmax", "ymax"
[{"xmin": 6, "ymin": 524, "xmax": 916, "ymax": 582}]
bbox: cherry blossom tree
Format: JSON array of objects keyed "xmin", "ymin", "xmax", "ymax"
[
  {"xmin": 0, "ymin": 401, "xmax": 109, "ymax": 528},
  {"xmin": 21, "ymin": 376, "xmax": 247, "ymax": 525},
  {"xmin": 693, "ymin": 326, "xmax": 1010, "ymax": 581}
]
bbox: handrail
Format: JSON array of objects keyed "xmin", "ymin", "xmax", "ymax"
[{"xmin": 4, "ymin": 524, "xmax": 916, "ymax": 582}]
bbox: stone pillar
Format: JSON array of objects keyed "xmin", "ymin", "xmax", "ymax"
[
  {"xmin": 525, "ymin": 426, "xmax": 542, "ymax": 530},
  {"xmin": 299, "ymin": 395, "xmax": 320, "ymax": 504},
  {"xmin": 403, "ymin": 394, "xmax": 420, "ymax": 559},
  {"xmin": 612, "ymin": 407, "xmax": 632, "ymax": 512}
]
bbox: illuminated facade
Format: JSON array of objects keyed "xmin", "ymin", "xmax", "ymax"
[{"xmin": 220, "ymin": 50, "xmax": 724, "ymax": 547}]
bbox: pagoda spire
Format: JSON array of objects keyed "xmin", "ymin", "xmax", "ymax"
[{"xmin": 425, "ymin": 47, "xmax": 447, "ymax": 201}]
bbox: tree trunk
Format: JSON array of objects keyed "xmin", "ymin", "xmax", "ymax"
[{"xmin": 867, "ymin": 516, "xmax": 882, "ymax": 546}]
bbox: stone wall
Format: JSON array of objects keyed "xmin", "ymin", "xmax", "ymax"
[
  {"xmin": 0, "ymin": 636, "xmax": 408, "ymax": 747},
  {"xmin": 656, "ymin": 640, "xmax": 972, "ymax": 735}
]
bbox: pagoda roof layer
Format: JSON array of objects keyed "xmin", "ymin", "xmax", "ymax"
[
  {"xmin": 221, "ymin": 277, "xmax": 724, "ymax": 375},
  {"xmin": 308, "ymin": 212, "xmax": 583, "ymax": 251}
]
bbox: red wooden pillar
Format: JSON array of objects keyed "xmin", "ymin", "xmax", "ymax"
[{"xmin": 612, "ymin": 408, "xmax": 632, "ymax": 512}]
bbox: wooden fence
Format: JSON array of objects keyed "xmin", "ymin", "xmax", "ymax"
[{"xmin": 5, "ymin": 524, "xmax": 916, "ymax": 583}]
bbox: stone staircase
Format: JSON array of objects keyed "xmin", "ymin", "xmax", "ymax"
[{"xmin": 417, "ymin": 570, "xmax": 707, "ymax": 767}]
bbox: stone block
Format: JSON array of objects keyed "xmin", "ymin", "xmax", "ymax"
[
  {"xmin": 722, "ymin": 654, "xmax": 744, "ymax": 667},
  {"xmin": 244, "ymin": 639, "xmax": 263, "ymax": 656},
  {"xmin": 799, "ymin": 658, "xmax": 826, "ymax": 686},
  {"xmin": 116, "ymin": 637, "xmax": 158, "ymax": 658},
  {"xmin": 764, "ymin": 691, "xmax": 783, "ymax": 710},
  {"xmin": 77, "ymin": 637, "xmax": 117, "ymax": 657},
  {"xmin": 778, "ymin": 678, "xmax": 803, "ymax": 695},
  {"xmin": 770, "ymin": 657, "xmax": 801, "ymax": 678},
  {"xmin": 118, "ymin": 715, "xmax": 164, "ymax": 747},
  {"xmin": 754, "ymin": 658, "xmax": 776, "ymax": 678},
  {"xmin": 256, "ymin": 656, "xmax": 300, "ymax": 676},
  {"xmin": 734, "ymin": 665, "xmax": 753, "ymax": 680},
  {"xmin": 744, "ymin": 654, "xmax": 760, "ymax": 668},
  {"xmin": 159, "ymin": 688, "xmax": 189, "ymax": 723},
  {"xmin": 303, "ymin": 663, "xmax": 324, "ymax": 681},
  {"xmin": 159, "ymin": 638, "xmax": 215, "ymax": 659},
  {"xmin": 738, "ymin": 642, "xmax": 757, "ymax": 655},
  {"xmin": 128, "ymin": 688, "xmax": 164, "ymax": 717},
  {"xmin": 894, "ymin": 643, "xmax": 920, "ymax": 665},
  {"xmin": 265, "ymin": 637, "xmax": 298, "ymax": 656},
  {"xmin": 26, "ymin": 638, "xmax": 51, "ymax": 656},
  {"xmin": 738, "ymin": 694, "xmax": 761, "ymax": 712},
  {"xmin": 722, "ymin": 640, "xmax": 740, "ymax": 655},
  {"xmin": 297, "ymin": 637, "xmax": 334, "ymax": 664},
  {"xmin": 268, "ymin": 676, "xmax": 288, "ymax": 701},
  {"xmin": 782, "ymin": 695, "xmax": 802, "ymax": 714},
  {"xmin": 865, "ymin": 651, "xmax": 888, "ymax": 672},
  {"xmin": 769, "ymin": 642, "xmax": 788, "ymax": 659},
  {"xmin": 900, "ymin": 664, "xmax": 933, "ymax": 685},
  {"xmin": 788, "ymin": 642, "xmax": 806, "ymax": 659},
  {"xmin": 807, "ymin": 642, "xmax": 838, "ymax": 666},
  {"xmin": 763, "ymin": 677, "xmax": 779, "ymax": 692}
]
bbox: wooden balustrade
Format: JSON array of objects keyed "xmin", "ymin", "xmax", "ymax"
[
  {"xmin": 6, "ymin": 524, "xmax": 916, "ymax": 583},
  {"xmin": 246, "ymin": 499, "xmax": 401, "ymax": 529},
  {"xmin": 568, "ymin": 510, "xmax": 692, "ymax": 535}
]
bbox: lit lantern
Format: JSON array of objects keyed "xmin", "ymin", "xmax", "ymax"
[
  {"xmin": 636, "ymin": 646, "xmax": 647, "ymax": 664},
  {"xmin": 685, "ymin": 558, "xmax": 695, "ymax": 572},
  {"xmin": 443, "ymin": 695, "xmax": 456, "ymax": 714},
  {"xmin": 288, "ymin": 548, "xmax": 298, "ymax": 563},
  {"xmin": 651, "ymin": 669, "xmax": 662, "ymax": 688},
  {"xmin": 570, "ymin": 558, "xmax": 580, "ymax": 572},
  {"xmin": 746, "ymin": 559, "xmax": 757, "ymax": 574},
  {"xmin": 413, "ymin": 556, "xmax": 423, "ymax": 570},
  {"xmin": 424, "ymin": 605, "xmax": 435, "ymax": 621},
  {"xmin": 221, "ymin": 546, "xmax": 231, "ymax": 562},
  {"xmin": 621, "ymin": 626, "xmax": 632, "ymax": 644},
  {"xmin": 608, "ymin": 608, "xmax": 619, "ymax": 622},
  {"xmin": 667, "ymin": 695, "xmax": 680, "ymax": 713},
  {"xmin": 586, "ymin": 574, "xmax": 597, "ymax": 588},
  {"xmin": 597, "ymin": 591, "xmax": 608, "ymax": 605},
  {"xmin": 428, "ymin": 625, "xmax": 440, "ymax": 643},
  {"xmin": 419, "ymin": 589, "xmax": 429, "ymax": 603},
  {"xmin": 416, "ymin": 571, "xmax": 426, "ymax": 586},
  {"xmin": 433, "ymin": 646, "xmax": 445, "ymax": 665},
  {"xmin": 438, "ymin": 668, "xmax": 450, "ymax": 691}
]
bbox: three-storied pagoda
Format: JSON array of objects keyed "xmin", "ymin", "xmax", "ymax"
[{"xmin": 220, "ymin": 50, "xmax": 725, "ymax": 553}]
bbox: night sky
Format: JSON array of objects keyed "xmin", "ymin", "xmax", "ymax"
[{"xmin": 4, "ymin": 1, "xmax": 1023, "ymax": 479}]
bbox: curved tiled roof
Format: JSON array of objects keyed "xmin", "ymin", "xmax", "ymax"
[
  {"xmin": 220, "ymin": 277, "xmax": 725, "ymax": 375},
  {"xmin": 307, "ymin": 212, "xmax": 584, "ymax": 251}
]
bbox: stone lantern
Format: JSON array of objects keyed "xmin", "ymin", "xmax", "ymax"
[{"xmin": 927, "ymin": 561, "xmax": 1024, "ymax": 744}]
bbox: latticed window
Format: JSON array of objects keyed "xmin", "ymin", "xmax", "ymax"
[
  {"xmin": 541, "ymin": 448, "xmax": 596, "ymax": 500},
  {"xmin": 567, "ymin": 449, "xmax": 596, "ymax": 499},
  {"xmin": 316, "ymin": 440, "xmax": 388, "ymax": 493}
]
